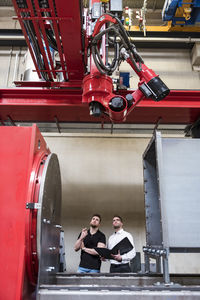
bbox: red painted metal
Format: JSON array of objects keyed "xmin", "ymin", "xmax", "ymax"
[
  {"xmin": 34, "ymin": 0, "xmax": 56, "ymax": 79},
  {"xmin": 47, "ymin": 0, "xmax": 67, "ymax": 81},
  {"xmin": 12, "ymin": 0, "xmax": 72, "ymax": 81},
  {"xmin": 0, "ymin": 89, "xmax": 200, "ymax": 124},
  {"xmin": 83, "ymin": 5, "xmax": 128, "ymax": 122},
  {"xmin": 12, "ymin": 0, "xmax": 85, "ymax": 82},
  {"xmin": 54, "ymin": 0, "xmax": 85, "ymax": 80},
  {"xmin": 83, "ymin": 9, "xmax": 170, "ymax": 122},
  {"xmin": 12, "ymin": 0, "xmax": 42, "ymax": 79},
  {"xmin": 123, "ymin": 61, "xmax": 169, "ymax": 121},
  {"xmin": 127, "ymin": 60, "xmax": 158, "ymax": 82},
  {"xmin": 14, "ymin": 80, "xmax": 83, "ymax": 88},
  {"xmin": 83, "ymin": 73, "xmax": 127, "ymax": 122},
  {"xmin": 7, "ymin": 1, "xmax": 200, "ymax": 124},
  {"xmin": 82, "ymin": 73, "xmax": 113, "ymax": 105},
  {"xmin": 92, "ymin": 14, "xmax": 117, "ymax": 37},
  {"xmin": 0, "ymin": 125, "xmax": 50, "ymax": 300}
]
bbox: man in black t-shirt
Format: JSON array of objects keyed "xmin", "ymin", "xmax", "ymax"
[{"xmin": 74, "ymin": 214, "xmax": 106, "ymax": 273}]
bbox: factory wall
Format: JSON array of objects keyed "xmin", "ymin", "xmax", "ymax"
[
  {"xmin": 123, "ymin": 48, "xmax": 200, "ymax": 90},
  {"xmin": 44, "ymin": 134, "xmax": 200, "ymax": 274},
  {"xmin": 0, "ymin": 46, "xmax": 26, "ymax": 87},
  {"xmin": 0, "ymin": 47, "xmax": 200, "ymax": 88}
]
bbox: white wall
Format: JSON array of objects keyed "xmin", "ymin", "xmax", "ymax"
[
  {"xmin": 44, "ymin": 134, "xmax": 148, "ymax": 273},
  {"xmin": 0, "ymin": 7, "xmax": 20, "ymax": 30},
  {"xmin": 0, "ymin": 46, "xmax": 26, "ymax": 87},
  {"xmin": 0, "ymin": 47, "xmax": 200, "ymax": 88},
  {"xmin": 43, "ymin": 134, "xmax": 200, "ymax": 274},
  {"xmin": 118, "ymin": 48, "xmax": 200, "ymax": 90}
]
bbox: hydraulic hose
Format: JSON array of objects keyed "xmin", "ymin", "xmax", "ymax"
[{"xmin": 91, "ymin": 13, "xmax": 144, "ymax": 75}]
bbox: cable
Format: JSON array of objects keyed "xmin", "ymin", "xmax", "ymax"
[
  {"xmin": 24, "ymin": 16, "xmax": 49, "ymax": 81},
  {"xmin": 92, "ymin": 26, "xmax": 120, "ymax": 75},
  {"xmin": 17, "ymin": 0, "xmax": 56, "ymax": 81},
  {"xmin": 91, "ymin": 13, "xmax": 144, "ymax": 75},
  {"xmin": 45, "ymin": 28, "xmax": 58, "ymax": 51},
  {"xmin": 92, "ymin": 25, "xmax": 120, "ymax": 75}
]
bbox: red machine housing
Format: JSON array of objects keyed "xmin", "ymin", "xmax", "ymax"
[
  {"xmin": 0, "ymin": 125, "xmax": 50, "ymax": 300},
  {"xmin": 82, "ymin": 73, "xmax": 127, "ymax": 122}
]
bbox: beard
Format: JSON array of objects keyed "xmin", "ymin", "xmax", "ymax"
[
  {"xmin": 113, "ymin": 225, "xmax": 120, "ymax": 229},
  {"xmin": 90, "ymin": 224, "xmax": 98, "ymax": 228}
]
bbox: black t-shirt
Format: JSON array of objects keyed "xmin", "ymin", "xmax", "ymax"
[{"xmin": 78, "ymin": 229, "xmax": 106, "ymax": 270}]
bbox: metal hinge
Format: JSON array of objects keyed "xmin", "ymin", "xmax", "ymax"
[{"xmin": 26, "ymin": 202, "xmax": 41, "ymax": 210}]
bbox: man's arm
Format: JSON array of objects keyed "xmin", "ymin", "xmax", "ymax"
[
  {"xmin": 74, "ymin": 228, "xmax": 88, "ymax": 251},
  {"xmin": 82, "ymin": 242, "xmax": 106, "ymax": 256}
]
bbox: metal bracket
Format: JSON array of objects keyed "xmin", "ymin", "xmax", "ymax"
[{"xmin": 26, "ymin": 202, "xmax": 41, "ymax": 210}]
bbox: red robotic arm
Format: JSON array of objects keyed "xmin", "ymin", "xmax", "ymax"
[
  {"xmin": 83, "ymin": 12, "xmax": 170, "ymax": 123},
  {"xmin": 11, "ymin": 0, "xmax": 170, "ymax": 124}
]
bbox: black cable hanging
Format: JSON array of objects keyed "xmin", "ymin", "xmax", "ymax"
[
  {"xmin": 18, "ymin": 0, "xmax": 58, "ymax": 81},
  {"xmin": 91, "ymin": 13, "xmax": 144, "ymax": 75}
]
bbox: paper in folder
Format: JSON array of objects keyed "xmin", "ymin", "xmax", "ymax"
[{"xmin": 95, "ymin": 237, "xmax": 133, "ymax": 259}]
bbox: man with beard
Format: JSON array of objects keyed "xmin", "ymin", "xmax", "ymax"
[
  {"xmin": 74, "ymin": 214, "xmax": 106, "ymax": 273},
  {"xmin": 108, "ymin": 215, "xmax": 136, "ymax": 273}
]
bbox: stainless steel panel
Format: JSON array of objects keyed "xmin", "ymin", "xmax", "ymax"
[
  {"xmin": 159, "ymin": 138, "xmax": 200, "ymax": 248},
  {"xmin": 143, "ymin": 132, "xmax": 200, "ymax": 249},
  {"xmin": 38, "ymin": 290, "xmax": 200, "ymax": 300},
  {"xmin": 55, "ymin": 273, "xmax": 200, "ymax": 286},
  {"xmin": 143, "ymin": 137, "xmax": 163, "ymax": 246},
  {"xmin": 37, "ymin": 153, "xmax": 62, "ymax": 286},
  {"xmin": 38, "ymin": 273, "xmax": 200, "ymax": 299}
]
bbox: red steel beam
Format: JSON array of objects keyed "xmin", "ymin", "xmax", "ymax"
[
  {"xmin": 47, "ymin": 0, "xmax": 68, "ymax": 81},
  {"xmin": 54, "ymin": 0, "xmax": 85, "ymax": 81},
  {"xmin": 0, "ymin": 89, "xmax": 200, "ymax": 124},
  {"xmin": 34, "ymin": 0, "xmax": 57, "ymax": 79},
  {"xmin": 26, "ymin": 0, "xmax": 53, "ymax": 81}
]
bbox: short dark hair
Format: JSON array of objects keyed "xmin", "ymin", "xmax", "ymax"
[
  {"xmin": 92, "ymin": 214, "xmax": 101, "ymax": 222},
  {"xmin": 113, "ymin": 215, "xmax": 123, "ymax": 222}
]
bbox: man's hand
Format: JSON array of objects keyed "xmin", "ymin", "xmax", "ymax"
[
  {"xmin": 100, "ymin": 257, "xmax": 106, "ymax": 261},
  {"xmin": 111, "ymin": 250, "xmax": 122, "ymax": 262},
  {"xmin": 74, "ymin": 228, "xmax": 88, "ymax": 251},
  {"xmin": 80, "ymin": 228, "xmax": 88, "ymax": 240}
]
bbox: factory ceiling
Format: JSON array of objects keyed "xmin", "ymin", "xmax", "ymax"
[
  {"xmin": 83, "ymin": 0, "xmax": 165, "ymax": 10},
  {"xmin": 0, "ymin": 0, "xmax": 165, "ymax": 9}
]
